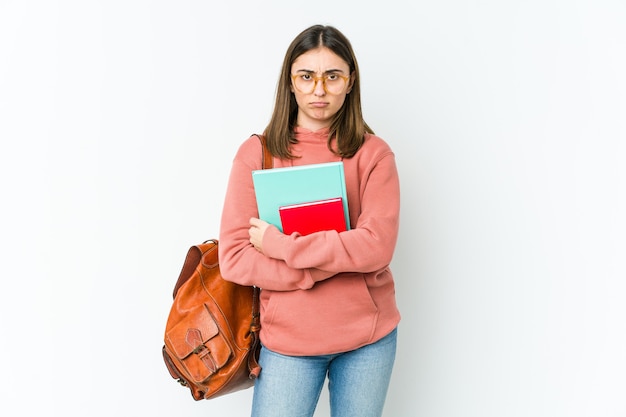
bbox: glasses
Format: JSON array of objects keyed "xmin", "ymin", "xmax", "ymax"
[{"xmin": 291, "ymin": 72, "xmax": 350, "ymax": 94}]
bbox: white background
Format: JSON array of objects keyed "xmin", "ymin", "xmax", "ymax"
[{"xmin": 1, "ymin": 1, "xmax": 624, "ymax": 416}]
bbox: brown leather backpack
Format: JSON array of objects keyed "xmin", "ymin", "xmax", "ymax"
[{"xmin": 162, "ymin": 135, "xmax": 271, "ymax": 400}]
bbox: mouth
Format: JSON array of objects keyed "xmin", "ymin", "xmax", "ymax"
[{"xmin": 310, "ymin": 102, "xmax": 329, "ymax": 108}]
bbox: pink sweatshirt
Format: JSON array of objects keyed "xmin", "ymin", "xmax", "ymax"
[{"xmin": 219, "ymin": 127, "xmax": 401, "ymax": 356}]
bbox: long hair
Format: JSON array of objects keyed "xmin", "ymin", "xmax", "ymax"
[{"xmin": 264, "ymin": 25, "xmax": 373, "ymax": 159}]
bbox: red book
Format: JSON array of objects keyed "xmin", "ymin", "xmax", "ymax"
[{"xmin": 279, "ymin": 197, "xmax": 347, "ymax": 236}]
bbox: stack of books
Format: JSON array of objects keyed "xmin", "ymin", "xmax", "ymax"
[{"xmin": 252, "ymin": 162, "xmax": 350, "ymax": 235}]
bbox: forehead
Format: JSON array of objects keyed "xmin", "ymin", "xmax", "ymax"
[{"xmin": 291, "ymin": 47, "xmax": 349, "ymax": 72}]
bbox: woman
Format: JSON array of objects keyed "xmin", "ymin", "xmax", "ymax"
[{"xmin": 219, "ymin": 25, "xmax": 401, "ymax": 417}]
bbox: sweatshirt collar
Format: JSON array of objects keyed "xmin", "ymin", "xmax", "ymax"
[{"xmin": 294, "ymin": 126, "xmax": 331, "ymax": 139}]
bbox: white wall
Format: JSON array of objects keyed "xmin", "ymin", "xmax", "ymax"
[{"xmin": 1, "ymin": 1, "xmax": 624, "ymax": 416}]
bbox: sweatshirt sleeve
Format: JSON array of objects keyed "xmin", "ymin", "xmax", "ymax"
[
  {"xmin": 262, "ymin": 141, "xmax": 400, "ymax": 275},
  {"xmin": 218, "ymin": 136, "xmax": 336, "ymax": 291}
]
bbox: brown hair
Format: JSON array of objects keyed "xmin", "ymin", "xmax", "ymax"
[{"xmin": 264, "ymin": 25, "xmax": 373, "ymax": 159}]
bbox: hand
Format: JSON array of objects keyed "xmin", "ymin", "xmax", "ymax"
[{"xmin": 249, "ymin": 217, "xmax": 271, "ymax": 254}]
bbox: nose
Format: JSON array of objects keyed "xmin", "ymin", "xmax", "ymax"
[{"xmin": 313, "ymin": 78, "xmax": 326, "ymax": 96}]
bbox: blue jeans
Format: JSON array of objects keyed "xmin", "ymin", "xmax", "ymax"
[{"xmin": 251, "ymin": 328, "xmax": 397, "ymax": 417}]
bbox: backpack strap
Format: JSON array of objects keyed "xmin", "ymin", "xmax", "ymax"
[
  {"xmin": 246, "ymin": 133, "xmax": 272, "ymax": 379},
  {"xmin": 253, "ymin": 133, "xmax": 274, "ymax": 170}
]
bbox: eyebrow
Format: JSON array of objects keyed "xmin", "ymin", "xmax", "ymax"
[{"xmin": 293, "ymin": 68, "xmax": 348, "ymax": 75}]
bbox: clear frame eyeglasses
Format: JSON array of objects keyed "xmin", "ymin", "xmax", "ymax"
[{"xmin": 291, "ymin": 72, "xmax": 351, "ymax": 95}]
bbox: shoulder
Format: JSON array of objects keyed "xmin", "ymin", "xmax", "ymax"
[
  {"xmin": 354, "ymin": 133, "xmax": 395, "ymax": 163},
  {"xmin": 234, "ymin": 134, "xmax": 265, "ymax": 170},
  {"xmin": 362, "ymin": 133, "xmax": 393, "ymax": 153}
]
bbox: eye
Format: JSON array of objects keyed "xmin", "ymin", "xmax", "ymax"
[
  {"xmin": 300, "ymin": 74, "xmax": 313, "ymax": 81},
  {"xmin": 326, "ymin": 73, "xmax": 340, "ymax": 81}
]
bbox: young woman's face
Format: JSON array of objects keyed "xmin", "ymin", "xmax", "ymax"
[{"xmin": 290, "ymin": 47, "xmax": 353, "ymax": 131}]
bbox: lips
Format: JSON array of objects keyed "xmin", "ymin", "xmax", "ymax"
[{"xmin": 310, "ymin": 102, "xmax": 329, "ymax": 108}]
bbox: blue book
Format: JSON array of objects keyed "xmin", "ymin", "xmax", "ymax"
[{"xmin": 252, "ymin": 161, "xmax": 350, "ymax": 233}]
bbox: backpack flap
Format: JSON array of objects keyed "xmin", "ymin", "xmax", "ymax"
[{"xmin": 165, "ymin": 304, "xmax": 233, "ymax": 383}]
